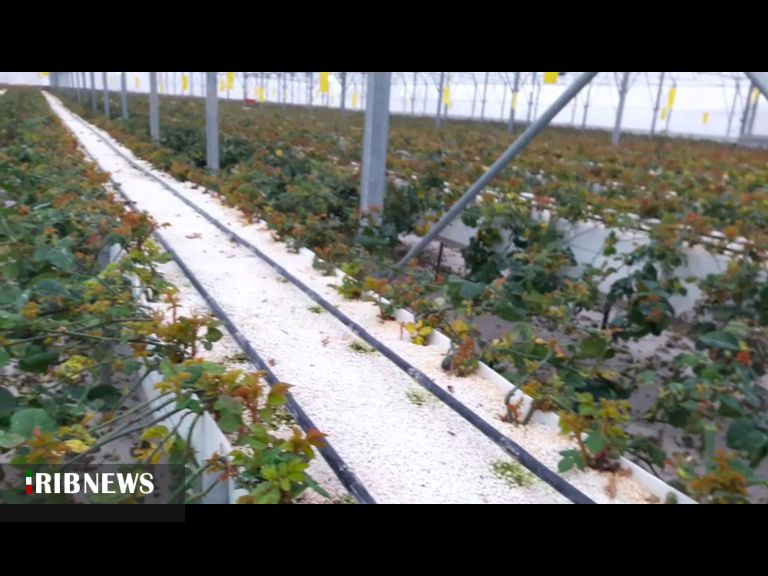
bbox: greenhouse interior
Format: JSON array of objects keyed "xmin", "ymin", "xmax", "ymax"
[{"xmin": 1, "ymin": 71, "xmax": 768, "ymax": 506}]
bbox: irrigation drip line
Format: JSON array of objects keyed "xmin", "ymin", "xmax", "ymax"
[
  {"xmin": 63, "ymin": 101, "xmax": 597, "ymax": 505},
  {"xmin": 66, "ymin": 115, "xmax": 376, "ymax": 505}
]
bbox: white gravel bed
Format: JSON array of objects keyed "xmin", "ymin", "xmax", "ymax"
[
  {"xmin": 47, "ymin": 93, "xmax": 574, "ymax": 504},
  {"xmin": 143, "ymin": 256, "xmax": 349, "ymax": 503}
]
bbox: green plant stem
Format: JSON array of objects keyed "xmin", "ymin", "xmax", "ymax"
[
  {"xmin": 88, "ymin": 395, "xmax": 177, "ymax": 434},
  {"xmin": 144, "ymin": 411, "xmax": 194, "ymax": 465},
  {"xmin": 61, "ymin": 405, "xmax": 187, "ymax": 472},
  {"xmin": 166, "ymin": 461, "xmax": 215, "ymax": 504}
]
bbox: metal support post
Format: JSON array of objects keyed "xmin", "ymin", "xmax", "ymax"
[
  {"xmin": 581, "ymin": 81, "xmax": 593, "ymax": 130},
  {"xmin": 611, "ymin": 72, "xmax": 631, "ymax": 145},
  {"xmin": 411, "ymin": 72, "xmax": 418, "ymax": 115},
  {"xmin": 205, "ymin": 72, "xmax": 220, "ymax": 171},
  {"xmin": 747, "ymin": 90, "xmax": 760, "ymax": 135},
  {"xmin": 726, "ymin": 79, "xmax": 740, "ymax": 138},
  {"xmin": 102, "ymin": 72, "xmax": 110, "ymax": 118},
  {"xmin": 149, "ymin": 72, "xmax": 160, "ymax": 143},
  {"xmin": 340, "ymin": 72, "xmax": 347, "ymax": 119},
  {"xmin": 392, "ymin": 72, "xmax": 599, "ymax": 273},
  {"xmin": 436, "ymin": 72, "xmax": 445, "ymax": 128},
  {"xmin": 480, "ymin": 71, "xmax": 489, "ymax": 120},
  {"xmin": 90, "ymin": 72, "xmax": 97, "ymax": 113},
  {"xmin": 121, "ymin": 72, "xmax": 128, "ymax": 120},
  {"xmin": 649, "ymin": 71, "xmax": 665, "ymax": 137},
  {"xmin": 359, "ymin": 72, "xmax": 392, "ymax": 224},
  {"xmin": 744, "ymin": 72, "xmax": 768, "ymax": 101}
]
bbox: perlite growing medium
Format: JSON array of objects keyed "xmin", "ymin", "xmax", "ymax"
[{"xmin": 47, "ymin": 93, "xmax": 656, "ymax": 504}]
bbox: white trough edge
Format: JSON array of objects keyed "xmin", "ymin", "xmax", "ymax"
[
  {"xmin": 103, "ymin": 242, "xmax": 246, "ymax": 504},
  {"xmin": 285, "ymin": 243, "xmax": 697, "ymax": 504}
]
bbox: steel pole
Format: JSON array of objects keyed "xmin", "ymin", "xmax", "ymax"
[
  {"xmin": 206, "ymin": 72, "xmax": 220, "ymax": 171},
  {"xmin": 102, "ymin": 72, "xmax": 110, "ymax": 117},
  {"xmin": 359, "ymin": 72, "xmax": 391, "ymax": 224},
  {"xmin": 436, "ymin": 72, "xmax": 445, "ymax": 128},
  {"xmin": 726, "ymin": 79, "xmax": 740, "ymax": 138},
  {"xmin": 480, "ymin": 71, "xmax": 489, "ymax": 120},
  {"xmin": 611, "ymin": 72, "xmax": 631, "ymax": 145},
  {"xmin": 744, "ymin": 72, "xmax": 768, "ymax": 101},
  {"xmin": 149, "ymin": 72, "xmax": 160, "ymax": 143},
  {"xmin": 392, "ymin": 72, "xmax": 599, "ymax": 272},
  {"xmin": 649, "ymin": 71, "xmax": 665, "ymax": 137}
]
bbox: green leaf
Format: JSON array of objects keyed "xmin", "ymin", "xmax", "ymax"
[
  {"xmin": 206, "ymin": 327, "xmax": 223, "ymax": 343},
  {"xmin": 0, "ymin": 387, "xmax": 18, "ymax": 418},
  {"xmin": 0, "ymin": 348, "xmax": 9, "ymax": 370},
  {"xmin": 18, "ymin": 350, "xmax": 59, "ymax": 373},
  {"xmin": 86, "ymin": 385, "xmax": 123, "ymax": 410},
  {"xmin": 459, "ymin": 279, "xmax": 486, "ymax": 302},
  {"xmin": 214, "ymin": 395, "xmax": 242, "ymax": 415},
  {"xmin": 2, "ymin": 262, "xmax": 19, "ymax": 280},
  {"xmin": 558, "ymin": 455, "xmax": 575, "ymax": 473},
  {"xmin": 585, "ymin": 432, "xmax": 606, "ymax": 455},
  {"xmin": 726, "ymin": 418, "xmax": 768, "ymax": 454},
  {"xmin": 266, "ymin": 392, "xmax": 287, "ymax": 406},
  {"xmin": 579, "ymin": 332, "xmax": 608, "ymax": 358},
  {"xmin": 217, "ymin": 413, "xmax": 241, "ymax": 434},
  {"xmin": 10, "ymin": 408, "xmax": 56, "ymax": 439},
  {"xmin": 696, "ymin": 331, "xmax": 741, "ymax": 352},
  {"xmin": 31, "ymin": 279, "xmax": 71, "ymax": 298},
  {"xmin": 718, "ymin": 396, "xmax": 743, "ymax": 418},
  {"xmin": 0, "ymin": 431, "xmax": 25, "ymax": 449},
  {"xmin": 303, "ymin": 472, "xmax": 330, "ymax": 498}
]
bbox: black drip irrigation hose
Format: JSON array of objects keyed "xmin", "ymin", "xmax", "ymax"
[
  {"xmin": 62, "ymin": 100, "xmax": 597, "ymax": 505},
  {"xmin": 64, "ymin": 113, "xmax": 376, "ymax": 505}
]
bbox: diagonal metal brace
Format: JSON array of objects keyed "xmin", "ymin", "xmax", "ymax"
[
  {"xmin": 744, "ymin": 72, "xmax": 768, "ymax": 101},
  {"xmin": 390, "ymin": 71, "xmax": 599, "ymax": 274}
]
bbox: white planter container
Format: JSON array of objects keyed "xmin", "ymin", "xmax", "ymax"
[{"xmin": 105, "ymin": 243, "xmax": 247, "ymax": 504}]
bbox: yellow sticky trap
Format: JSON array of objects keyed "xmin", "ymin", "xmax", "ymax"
[
  {"xmin": 284, "ymin": 89, "xmax": 288, "ymax": 100},
  {"xmin": 448, "ymin": 101, "xmax": 453, "ymax": 110},
  {"xmin": 544, "ymin": 72, "xmax": 558, "ymax": 84},
  {"xmin": 226, "ymin": 72, "xmax": 234, "ymax": 90},
  {"xmin": 219, "ymin": 80, "xmax": 224, "ymax": 92},
  {"xmin": 443, "ymin": 86, "xmax": 451, "ymax": 105},
  {"xmin": 37, "ymin": 72, "xmax": 41, "ymax": 79},
  {"xmin": 258, "ymin": 86, "xmax": 265, "ymax": 102},
  {"xmin": 661, "ymin": 107, "xmax": 667, "ymax": 120},
  {"xmin": 319, "ymin": 72, "xmax": 330, "ymax": 93},
  {"xmin": 352, "ymin": 92, "xmax": 358, "ymax": 107},
  {"xmin": 751, "ymin": 87, "xmax": 759, "ymax": 104},
  {"xmin": 702, "ymin": 112, "xmax": 709, "ymax": 125},
  {"xmin": 135, "ymin": 78, "xmax": 140, "ymax": 89},
  {"xmin": 182, "ymin": 75, "xmax": 188, "ymax": 91},
  {"xmin": 159, "ymin": 82, "xmax": 164, "ymax": 94},
  {"xmin": 43, "ymin": 72, "xmax": 49, "ymax": 77},
  {"xmin": 512, "ymin": 91, "xmax": 519, "ymax": 110},
  {"xmin": 667, "ymin": 87, "xmax": 676, "ymax": 110}
]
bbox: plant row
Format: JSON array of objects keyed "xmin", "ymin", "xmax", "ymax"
[{"xmin": 0, "ymin": 88, "xmax": 329, "ymax": 504}]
